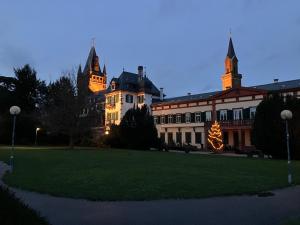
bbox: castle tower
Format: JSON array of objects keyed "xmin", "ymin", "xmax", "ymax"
[
  {"xmin": 221, "ymin": 37, "xmax": 242, "ymax": 90},
  {"xmin": 82, "ymin": 46, "xmax": 107, "ymax": 93}
]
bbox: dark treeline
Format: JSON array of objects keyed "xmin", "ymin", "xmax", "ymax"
[{"xmin": 0, "ymin": 64, "xmax": 91, "ymax": 147}]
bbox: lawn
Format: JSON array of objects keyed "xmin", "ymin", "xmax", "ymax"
[{"xmin": 0, "ymin": 146, "xmax": 299, "ymax": 201}]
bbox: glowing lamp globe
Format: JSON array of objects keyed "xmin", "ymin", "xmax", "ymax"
[
  {"xmin": 9, "ymin": 106, "xmax": 21, "ymax": 115},
  {"xmin": 280, "ymin": 110, "xmax": 292, "ymax": 120}
]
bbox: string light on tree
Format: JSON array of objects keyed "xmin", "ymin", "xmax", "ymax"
[{"xmin": 208, "ymin": 121, "xmax": 224, "ymax": 152}]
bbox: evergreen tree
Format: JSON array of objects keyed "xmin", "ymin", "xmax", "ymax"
[
  {"xmin": 207, "ymin": 121, "xmax": 224, "ymax": 152},
  {"xmin": 105, "ymin": 105, "xmax": 159, "ymax": 150},
  {"xmin": 252, "ymin": 94, "xmax": 300, "ymax": 159}
]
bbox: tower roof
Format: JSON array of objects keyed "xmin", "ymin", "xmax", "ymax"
[
  {"xmin": 227, "ymin": 37, "xmax": 236, "ymax": 59},
  {"xmin": 103, "ymin": 64, "xmax": 107, "ymax": 75},
  {"xmin": 83, "ymin": 46, "xmax": 102, "ymax": 75}
]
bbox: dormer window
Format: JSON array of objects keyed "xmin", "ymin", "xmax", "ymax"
[
  {"xmin": 137, "ymin": 95, "xmax": 144, "ymax": 104},
  {"xmin": 111, "ymin": 82, "xmax": 115, "ymax": 90}
]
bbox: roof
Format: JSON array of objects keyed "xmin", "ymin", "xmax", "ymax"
[
  {"xmin": 153, "ymin": 79, "xmax": 300, "ymax": 105},
  {"xmin": 227, "ymin": 37, "xmax": 236, "ymax": 59},
  {"xmin": 159, "ymin": 91, "xmax": 220, "ymax": 104},
  {"xmin": 251, "ymin": 79, "xmax": 300, "ymax": 91},
  {"xmin": 106, "ymin": 71, "xmax": 160, "ymax": 96}
]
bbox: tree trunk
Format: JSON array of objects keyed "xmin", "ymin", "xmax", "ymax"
[{"xmin": 69, "ymin": 131, "xmax": 74, "ymax": 149}]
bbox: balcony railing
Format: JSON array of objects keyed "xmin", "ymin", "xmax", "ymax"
[{"xmin": 206, "ymin": 119, "xmax": 254, "ymax": 128}]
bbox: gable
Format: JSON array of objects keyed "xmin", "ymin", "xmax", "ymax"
[{"xmin": 212, "ymin": 87, "xmax": 266, "ymax": 100}]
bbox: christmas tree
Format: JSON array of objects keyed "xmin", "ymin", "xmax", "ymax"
[{"xmin": 208, "ymin": 121, "xmax": 224, "ymax": 152}]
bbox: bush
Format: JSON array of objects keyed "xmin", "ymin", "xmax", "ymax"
[{"xmin": 105, "ymin": 105, "xmax": 160, "ymax": 150}]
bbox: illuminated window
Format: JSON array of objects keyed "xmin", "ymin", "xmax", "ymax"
[
  {"xmin": 233, "ymin": 108, "xmax": 243, "ymax": 120},
  {"xmin": 168, "ymin": 115, "xmax": 173, "ymax": 123},
  {"xmin": 220, "ymin": 110, "xmax": 227, "ymax": 120},
  {"xmin": 137, "ymin": 95, "xmax": 144, "ymax": 104},
  {"xmin": 185, "ymin": 113, "xmax": 191, "ymax": 123},
  {"xmin": 205, "ymin": 111, "xmax": 212, "ymax": 121},
  {"xmin": 195, "ymin": 112, "xmax": 201, "ymax": 123},
  {"xmin": 161, "ymin": 115, "xmax": 165, "ymax": 124},
  {"xmin": 250, "ymin": 107, "xmax": 256, "ymax": 119},
  {"xmin": 176, "ymin": 114, "xmax": 181, "ymax": 123}
]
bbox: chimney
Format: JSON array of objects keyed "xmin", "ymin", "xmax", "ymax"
[
  {"xmin": 160, "ymin": 88, "xmax": 164, "ymax": 101},
  {"xmin": 138, "ymin": 66, "xmax": 143, "ymax": 77},
  {"xmin": 274, "ymin": 78, "xmax": 279, "ymax": 83}
]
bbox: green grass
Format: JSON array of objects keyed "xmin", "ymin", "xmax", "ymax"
[
  {"xmin": 0, "ymin": 186, "xmax": 50, "ymax": 225},
  {"xmin": 0, "ymin": 146, "xmax": 299, "ymax": 201},
  {"xmin": 283, "ymin": 217, "xmax": 300, "ymax": 225}
]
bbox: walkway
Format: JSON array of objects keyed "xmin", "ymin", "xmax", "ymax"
[{"xmin": 1, "ymin": 161, "xmax": 299, "ymax": 225}]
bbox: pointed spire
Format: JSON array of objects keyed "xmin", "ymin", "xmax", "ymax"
[
  {"xmin": 227, "ymin": 37, "xmax": 236, "ymax": 58},
  {"xmin": 77, "ymin": 64, "xmax": 82, "ymax": 76},
  {"xmin": 103, "ymin": 64, "xmax": 107, "ymax": 75}
]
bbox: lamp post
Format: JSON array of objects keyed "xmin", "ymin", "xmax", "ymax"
[
  {"xmin": 280, "ymin": 110, "xmax": 293, "ymax": 185},
  {"xmin": 35, "ymin": 127, "xmax": 40, "ymax": 146},
  {"xmin": 9, "ymin": 106, "xmax": 21, "ymax": 172}
]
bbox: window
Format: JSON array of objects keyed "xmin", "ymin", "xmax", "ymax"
[
  {"xmin": 107, "ymin": 113, "xmax": 111, "ymax": 121},
  {"xmin": 250, "ymin": 107, "xmax": 256, "ymax": 119},
  {"xmin": 114, "ymin": 94, "xmax": 119, "ymax": 103},
  {"xmin": 195, "ymin": 112, "xmax": 201, "ymax": 123},
  {"xmin": 154, "ymin": 116, "xmax": 158, "ymax": 124},
  {"xmin": 161, "ymin": 115, "xmax": 165, "ymax": 124},
  {"xmin": 125, "ymin": 94, "xmax": 133, "ymax": 103},
  {"xmin": 111, "ymin": 81, "xmax": 116, "ymax": 90},
  {"xmin": 195, "ymin": 132, "xmax": 202, "ymax": 144},
  {"xmin": 168, "ymin": 133, "xmax": 173, "ymax": 144},
  {"xmin": 137, "ymin": 95, "xmax": 144, "ymax": 104},
  {"xmin": 176, "ymin": 114, "xmax": 181, "ymax": 123},
  {"xmin": 185, "ymin": 132, "xmax": 191, "ymax": 144},
  {"xmin": 160, "ymin": 132, "xmax": 165, "ymax": 143},
  {"xmin": 233, "ymin": 108, "xmax": 243, "ymax": 120},
  {"xmin": 168, "ymin": 115, "xmax": 173, "ymax": 124},
  {"xmin": 205, "ymin": 111, "xmax": 212, "ymax": 121},
  {"xmin": 223, "ymin": 131, "xmax": 229, "ymax": 145},
  {"xmin": 176, "ymin": 132, "xmax": 182, "ymax": 144},
  {"xmin": 185, "ymin": 113, "xmax": 191, "ymax": 123},
  {"xmin": 220, "ymin": 110, "xmax": 227, "ymax": 121}
]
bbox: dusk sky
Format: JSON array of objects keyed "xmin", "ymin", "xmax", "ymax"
[{"xmin": 0, "ymin": 0, "xmax": 299, "ymax": 97}]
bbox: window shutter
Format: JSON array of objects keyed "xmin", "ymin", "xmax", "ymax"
[
  {"xmin": 157, "ymin": 116, "xmax": 160, "ymax": 124},
  {"xmin": 165, "ymin": 115, "xmax": 168, "ymax": 124},
  {"xmin": 217, "ymin": 111, "xmax": 220, "ymax": 121},
  {"xmin": 243, "ymin": 108, "xmax": 250, "ymax": 120},
  {"xmin": 181, "ymin": 114, "xmax": 185, "ymax": 123},
  {"xmin": 191, "ymin": 113, "xmax": 195, "ymax": 123},
  {"xmin": 201, "ymin": 112, "xmax": 206, "ymax": 122},
  {"xmin": 228, "ymin": 110, "xmax": 233, "ymax": 120},
  {"xmin": 173, "ymin": 115, "xmax": 176, "ymax": 123}
]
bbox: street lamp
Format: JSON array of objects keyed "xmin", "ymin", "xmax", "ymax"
[
  {"xmin": 35, "ymin": 127, "xmax": 41, "ymax": 146},
  {"xmin": 9, "ymin": 106, "xmax": 21, "ymax": 172},
  {"xmin": 280, "ymin": 110, "xmax": 293, "ymax": 185}
]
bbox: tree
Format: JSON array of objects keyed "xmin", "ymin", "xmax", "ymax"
[
  {"xmin": 43, "ymin": 74, "xmax": 79, "ymax": 148},
  {"xmin": 0, "ymin": 65, "xmax": 47, "ymax": 144},
  {"xmin": 105, "ymin": 105, "xmax": 160, "ymax": 150},
  {"xmin": 252, "ymin": 94, "xmax": 300, "ymax": 159},
  {"xmin": 207, "ymin": 121, "xmax": 224, "ymax": 152}
]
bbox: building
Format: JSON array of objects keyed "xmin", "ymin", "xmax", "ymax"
[
  {"xmin": 77, "ymin": 46, "xmax": 108, "ymax": 135},
  {"xmin": 104, "ymin": 66, "xmax": 161, "ymax": 130},
  {"xmin": 151, "ymin": 38, "xmax": 300, "ymax": 150}
]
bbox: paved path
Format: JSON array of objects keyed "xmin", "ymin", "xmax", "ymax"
[{"xmin": 1, "ymin": 161, "xmax": 299, "ymax": 225}]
